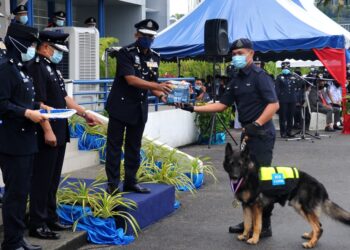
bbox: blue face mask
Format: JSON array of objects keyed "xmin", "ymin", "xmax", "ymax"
[
  {"xmin": 231, "ymin": 55, "xmax": 248, "ymax": 69},
  {"xmin": 50, "ymin": 49, "xmax": 63, "ymax": 64},
  {"xmin": 56, "ymin": 20, "xmax": 64, "ymax": 27},
  {"xmin": 21, "ymin": 47, "xmax": 36, "ymax": 62},
  {"xmin": 282, "ymin": 69, "xmax": 291, "ymax": 75},
  {"xmin": 138, "ymin": 36, "xmax": 154, "ymax": 49},
  {"xmin": 19, "ymin": 15, "xmax": 28, "ymax": 24}
]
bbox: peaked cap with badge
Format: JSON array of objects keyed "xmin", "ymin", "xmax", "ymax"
[
  {"xmin": 39, "ymin": 30, "xmax": 69, "ymax": 52},
  {"xmin": 85, "ymin": 17, "xmax": 96, "ymax": 25},
  {"xmin": 12, "ymin": 4, "xmax": 28, "ymax": 15},
  {"xmin": 134, "ymin": 19, "xmax": 159, "ymax": 36},
  {"xmin": 54, "ymin": 11, "xmax": 66, "ymax": 20}
]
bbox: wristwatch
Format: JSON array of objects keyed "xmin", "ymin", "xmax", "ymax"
[{"xmin": 252, "ymin": 121, "xmax": 261, "ymax": 127}]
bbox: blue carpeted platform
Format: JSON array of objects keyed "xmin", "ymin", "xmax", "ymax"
[{"xmin": 59, "ymin": 178, "xmax": 175, "ymax": 234}]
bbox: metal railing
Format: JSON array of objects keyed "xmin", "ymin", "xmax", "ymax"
[{"xmin": 72, "ymin": 77, "xmax": 196, "ymax": 113}]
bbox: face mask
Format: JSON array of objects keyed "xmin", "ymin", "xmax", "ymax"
[
  {"xmin": 231, "ymin": 55, "xmax": 247, "ymax": 69},
  {"xmin": 21, "ymin": 46, "xmax": 36, "ymax": 62},
  {"xmin": 282, "ymin": 69, "xmax": 290, "ymax": 75},
  {"xmin": 56, "ymin": 20, "xmax": 64, "ymax": 27},
  {"xmin": 138, "ymin": 36, "xmax": 153, "ymax": 49},
  {"xmin": 19, "ymin": 15, "xmax": 28, "ymax": 24},
  {"xmin": 50, "ymin": 49, "xmax": 63, "ymax": 64}
]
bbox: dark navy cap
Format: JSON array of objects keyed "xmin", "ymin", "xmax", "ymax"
[
  {"xmin": 39, "ymin": 30, "xmax": 69, "ymax": 52},
  {"xmin": 85, "ymin": 17, "xmax": 96, "ymax": 25},
  {"xmin": 54, "ymin": 11, "xmax": 66, "ymax": 20},
  {"xmin": 230, "ymin": 38, "xmax": 253, "ymax": 51},
  {"xmin": 12, "ymin": 4, "xmax": 28, "ymax": 15},
  {"xmin": 134, "ymin": 19, "xmax": 159, "ymax": 36},
  {"xmin": 281, "ymin": 61, "xmax": 291, "ymax": 69}
]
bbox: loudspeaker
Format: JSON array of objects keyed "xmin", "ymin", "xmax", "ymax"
[{"xmin": 204, "ymin": 19, "xmax": 229, "ymax": 56}]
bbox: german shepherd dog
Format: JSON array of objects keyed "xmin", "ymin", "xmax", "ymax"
[{"xmin": 223, "ymin": 143, "xmax": 350, "ymax": 248}]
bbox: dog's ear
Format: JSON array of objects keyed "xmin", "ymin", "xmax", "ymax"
[{"xmin": 225, "ymin": 143, "xmax": 233, "ymax": 157}]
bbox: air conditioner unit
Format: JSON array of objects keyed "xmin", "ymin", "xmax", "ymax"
[{"xmin": 46, "ymin": 27, "xmax": 100, "ymax": 110}]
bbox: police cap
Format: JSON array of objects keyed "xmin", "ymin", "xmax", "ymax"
[
  {"xmin": 39, "ymin": 30, "xmax": 69, "ymax": 52},
  {"xmin": 54, "ymin": 11, "xmax": 66, "ymax": 20},
  {"xmin": 6, "ymin": 22, "xmax": 39, "ymax": 46},
  {"xmin": 85, "ymin": 17, "xmax": 96, "ymax": 25},
  {"xmin": 134, "ymin": 19, "xmax": 159, "ymax": 36},
  {"xmin": 230, "ymin": 38, "xmax": 253, "ymax": 51},
  {"xmin": 281, "ymin": 61, "xmax": 290, "ymax": 69},
  {"xmin": 12, "ymin": 4, "xmax": 28, "ymax": 15}
]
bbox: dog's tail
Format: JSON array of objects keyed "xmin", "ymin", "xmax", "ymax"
[{"xmin": 323, "ymin": 199, "xmax": 350, "ymax": 225}]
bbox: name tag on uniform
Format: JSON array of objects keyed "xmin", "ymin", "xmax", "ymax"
[
  {"xmin": 272, "ymin": 173, "xmax": 285, "ymax": 186},
  {"xmin": 146, "ymin": 61, "xmax": 158, "ymax": 68}
]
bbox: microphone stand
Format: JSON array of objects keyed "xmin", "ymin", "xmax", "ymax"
[{"xmin": 286, "ymin": 73, "xmax": 319, "ymax": 142}]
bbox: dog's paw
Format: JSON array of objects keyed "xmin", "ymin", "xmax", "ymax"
[
  {"xmin": 237, "ymin": 234, "xmax": 248, "ymax": 241},
  {"xmin": 247, "ymin": 237, "xmax": 259, "ymax": 245},
  {"xmin": 301, "ymin": 232, "xmax": 312, "ymax": 240},
  {"xmin": 302, "ymin": 241, "xmax": 316, "ymax": 249}
]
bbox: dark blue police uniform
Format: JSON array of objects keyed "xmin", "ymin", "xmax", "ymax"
[
  {"xmin": 0, "ymin": 24, "xmax": 41, "ymax": 249},
  {"xmin": 105, "ymin": 41, "xmax": 160, "ymax": 190},
  {"xmin": 220, "ymin": 62, "xmax": 278, "ymax": 229},
  {"xmin": 26, "ymin": 31, "xmax": 70, "ymax": 234},
  {"xmin": 275, "ymin": 73, "xmax": 297, "ymax": 137}
]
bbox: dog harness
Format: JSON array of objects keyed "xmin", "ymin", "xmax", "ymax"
[{"xmin": 259, "ymin": 166, "xmax": 299, "ymax": 197}]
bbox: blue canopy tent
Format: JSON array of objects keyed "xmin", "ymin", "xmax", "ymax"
[{"xmin": 152, "ymin": 0, "xmax": 349, "ymax": 61}]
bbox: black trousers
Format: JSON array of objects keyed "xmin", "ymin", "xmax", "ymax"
[
  {"xmin": 29, "ymin": 143, "xmax": 66, "ymax": 228},
  {"xmin": 279, "ymin": 102, "xmax": 296, "ymax": 135},
  {"xmin": 0, "ymin": 153, "xmax": 34, "ymax": 250},
  {"xmin": 294, "ymin": 104, "xmax": 302, "ymax": 128},
  {"xmin": 105, "ymin": 117, "xmax": 145, "ymax": 188},
  {"xmin": 242, "ymin": 121, "xmax": 276, "ymax": 220}
]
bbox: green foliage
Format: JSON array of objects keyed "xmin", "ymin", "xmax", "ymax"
[
  {"xmin": 99, "ymin": 37, "xmax": 119, "ymax": 78},
  {"xmin": 195, "ymin": 105, "xmax": 233, "ymax": 138},
  {"xmin": 159, "ymin": 60, "xmax": 214, "ymax": 78}
]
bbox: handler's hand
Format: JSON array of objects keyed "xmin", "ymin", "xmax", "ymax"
[
  {"xmin": 243, "ymin": 123, "xmax": 266, "ymax": 137},
  {"xmin": 175, "ymin": 103, "xmax": 194, "ymax": 113},
  {"xmin": 157, "ymin": 82, "xmax": 173, "ymax": 95}
]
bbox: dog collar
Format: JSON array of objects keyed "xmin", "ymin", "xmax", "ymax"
[{"xmin": 230, "ymin": 178, "xmax": 243, "ymax": 194}]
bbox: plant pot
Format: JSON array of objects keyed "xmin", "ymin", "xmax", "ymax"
[
  {"xmin": 78, "ymin": 134, "xmax": 106, "ymax": 150},
  {"xmin": 69, "ymin": 123, "xmax": 85, "ymax": 138},
  {"xmin": 198, "ymin": 132, "xmax": 226, "ymax": 145},
  {"xmin": 178, "ymin": 172, "xmax": 204, "ymax": 191}
]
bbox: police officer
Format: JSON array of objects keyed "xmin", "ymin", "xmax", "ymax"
[
  {"xmin": 11, "ymin": 4, "xmax": 28, "ymax": 25},
  {"xmin": 47, "ymin": 11, "xmax": 66, "ymax": 27},
  {"xmin": 84, "ymin": 17, "xmax": 97, "ymax": 28},
  {"xmin": 275, "ymin": 61, "xmax": 297, "ymax": 138},
  {"xmin": 179, "ymin": 38, "xmax": 279, "ymax": 237},
  {"xmin": 105, "ymin": 19, "xmax": 172, "ymax": 194},
  {"xmin": 26, "ymin": 30, "xmax": 101, "ymax": 239},
  {"xmin": 0, "ymin": 23, "xmax": 49, "ymax": 250}
]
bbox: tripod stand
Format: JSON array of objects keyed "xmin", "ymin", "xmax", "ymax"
[
  {"xmin": 287, "ymin": 74, "xmax": 319, "ymax": 142},
  {"xmin": 205, "ymin": 59, "xmax": 238, "ymax": 148}
]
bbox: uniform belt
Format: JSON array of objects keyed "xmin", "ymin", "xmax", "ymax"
[{"xmin": 241, "ymin": 120, "xmax": 273, "ymax": 128}]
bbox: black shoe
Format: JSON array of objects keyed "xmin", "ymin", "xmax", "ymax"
[
  {"xmin": 228, "ymin": 222, "xmax": 244, "ymax": 234},
  {"xmin": 325, "ymin": 126, "xmax": 336, "ymax": 132},
  {"xmin": 29, "ymin": 225, "xmax": 60, "ymax": 240},
  {"xmin": 123, "ymin": 184, "xmax": 151, "ymax": 194},
  {"xmin": 333, "ymin": 125, "xmax": 343, "ymax": 130},
  {"xmin": 106, "ymin": 185, "xmax": 120, "ymax": 195},
  {"xmin": 286, "ymin": 133, "xmax": 295, "ymax": 138},
  {"xmin": 20, "ymin": 239, "xmax": 42, "ymax": 250},
  {"xmin": 47, "ymin": 221, "xmax": 71, "ymax": 231}
]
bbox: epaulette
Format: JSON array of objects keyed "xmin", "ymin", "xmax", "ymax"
[
  {"xmin": 126, "ymin": 46, "xmax": 136, "ymax": 52},
  {"xmin": 150, "ymin": 49, "xmax": 160, "ymax": 57}
]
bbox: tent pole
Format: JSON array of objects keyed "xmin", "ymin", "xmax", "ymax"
[{"xmin": 177, "ymin": 57, "xmax": 181, "ymax": 77}]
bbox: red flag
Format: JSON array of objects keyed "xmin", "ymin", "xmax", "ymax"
[{"xmin": 313, "ymin": 48, "xmax": 349, "ymax": 134}]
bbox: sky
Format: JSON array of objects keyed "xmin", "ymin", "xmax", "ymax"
[{"xmin": 169, "ymin": 0, "xmax": 189, "ymax": 15}]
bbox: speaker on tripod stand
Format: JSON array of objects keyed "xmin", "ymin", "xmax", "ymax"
[{"xmin": 202, "ymin": 19, "xmax": 238, "ymax": 148}]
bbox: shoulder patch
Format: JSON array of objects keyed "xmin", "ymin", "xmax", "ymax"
[{"xmin": 126, "ymin": 46, "xmax": 136, "ymax": 52}]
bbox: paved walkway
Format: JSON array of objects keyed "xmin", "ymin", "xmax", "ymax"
[{"xmin": 79, "ymin": 130, "xmax": 350, "ymax": 250}]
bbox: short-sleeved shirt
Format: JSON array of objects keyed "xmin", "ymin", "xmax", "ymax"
[
  {"xmin": 220, "ymin": 63, "xmax": 278, "ymax": 125},
  {"xmin": 106, "ymin": 42, "xmax": 160, "ymax": 125}
]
